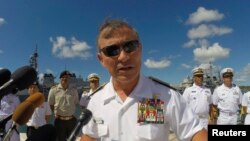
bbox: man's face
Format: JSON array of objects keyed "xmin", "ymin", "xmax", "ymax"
[
  {"xmin": 97, "ymin": 27, "xmax": 142, "ymax": 83},
  {"xmin": 89, "ymin": 80, "xmax": 99, "ymax": 90},
  {"xmin": 28, "ymin": 84, "xmax": 39, "ymax": 95},
  {"xmin": 60, "ymin": 75, "xmax": 70, "ymax": 86},
  {"xmin": 193, "ymin": 75, "xmax": 203, "ymax": 86},
  {"xmin": 223, "ymin": 74, "xmax": 233, "ymax": 86}
]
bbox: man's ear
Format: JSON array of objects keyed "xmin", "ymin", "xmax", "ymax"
[{"xmin": 97, "ymin": 53, "xmax": 104, "ymax": 67}]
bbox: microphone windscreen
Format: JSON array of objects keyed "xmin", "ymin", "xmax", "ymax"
[
  {"xmin": 80, "ymin": 108, "xmax": 92, "ymax": 125},
  {"xmin": 11, "ymin": 66, "xmax": 37, "ymax": 90},
  {"xmin": 26, "ymin": 124, "xmax": 56, "ymax": 141},
  {"xmin": 12, "ymin": 101, "xmax": 35, "ymax": 125},
  {"xmin": 25, "ymin": 92, "xmax": 45, "ymax": 108},
  {"xmin": 0, "ymin": 68, "xmax": 11, "ymax": 86}
]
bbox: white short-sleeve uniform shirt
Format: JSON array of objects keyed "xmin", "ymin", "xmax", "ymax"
[
  {"xmin": 242, "ymin": 91, "xmax": 250, "ymax": 124},
  {"xmin": 26, "ymin": 102, "xmax": 52, "ymax": 127},
  {"xmin": 212, "ymin": 84, "xmax": 242, "ymax": 124},
  {"xmin": 79, "ymin": 90, "xmax": 93, "ymax": 108},
  {"xmin": 82, "ymin": 75, "xmax": 203, "ymax": 141},
  {"xmin": 182, "ymin": 83, "xmax": 212, "ymax": 128}
]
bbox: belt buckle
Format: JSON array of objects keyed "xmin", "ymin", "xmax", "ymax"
[{"xmin": 57, "ymin": 115, "xmax": 72, "ymax": 120}]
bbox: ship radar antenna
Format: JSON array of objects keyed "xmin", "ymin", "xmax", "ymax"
[{"xmin": 29, "ymin": 45, "xmax": 39, "ymax": 72}]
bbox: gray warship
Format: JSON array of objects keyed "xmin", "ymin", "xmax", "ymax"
[
  {"xmin": 17, "ymin": 47, "xmax": 89, "ymax": 99},
  {"xmin": 177, "ymin": 62, "xmax": 222, "ymax": 94}
]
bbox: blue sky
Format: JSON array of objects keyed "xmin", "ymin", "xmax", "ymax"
[{"xmin": 0, "ymin": 0, "xmax": 250, "ymax": 86}]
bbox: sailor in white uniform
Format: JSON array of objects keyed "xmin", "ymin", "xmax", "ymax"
[
  {"xmin": 212, "ymin": 68, "xmax": 242, "ymax": 125},
  {"xmin": 26, "ymin": 81, "xmax": 52, "ymax": 138},
  {"xmin": 81, "ymin": 19, "xmax": 207, "ymax": 141},
  {"xmin": 183, "ymin": 67, "xmax": 212, "ymax": 129},
  {"xmin": 241, "ymin": 91, "xmax": 250, "ymax": 124},
  {"xmin": 0, "ymin": 93, "xmax": 20, "ymax": 141},
  {"xmin": 79, "ymin": 73, "xmax": 100, "ymax": 108}
]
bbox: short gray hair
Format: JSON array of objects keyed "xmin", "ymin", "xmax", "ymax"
[{"xmin": 97, "ymin": 19, "xmax": 139, "ymax": 48}]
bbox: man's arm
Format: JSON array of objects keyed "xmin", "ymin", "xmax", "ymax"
[
  {"xmin": 210, "ymin": 104, "xmax": 218, "ymax": 124},
  {"xmin": 191, "ymin": 128, "xmax": 208, "ymax": 141},
  {"xmin": 80, "ymin": 135, "xmax": 96, "ymax": 141}
]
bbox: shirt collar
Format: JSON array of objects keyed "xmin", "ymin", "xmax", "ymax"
[{"xmin": 103, "ymin": 75, "xmax": 149, "ymax": 104}]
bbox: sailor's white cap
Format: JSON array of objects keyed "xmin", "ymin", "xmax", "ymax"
[
  {"xmin": 88, "ymin": 73, "xmax": 100, "ymax": 81},
  {"xmin": 192, "ymin": 67, "xmax": 204, "ymax": 76},
  {"xmin": 221, "ymin": 67, "xmax": 234, "ymax": 77}
]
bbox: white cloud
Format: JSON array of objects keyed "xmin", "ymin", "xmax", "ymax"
[
  {"xmin": 50, "ymin": 36, "xmax": 93, "ymax": 59},
  {"xmin": 144, "ymin": 58, "xmax": 171, "ymax": 69},
  {"xmin": 236, "ymin": 63, "xmax": 250, "ymax": 82},
  {"xmin": 183, "ymin": 40, "xmax": 197, "ymax": 48},
  {"xmin": 186, "ymin": 7, "xmax": 224, "ymax": 25},
  {"xmin": 181, "ymin": 64, "xmax": 192, "ymax": 69},
  {"xmin": 0, "ymin": 50, "xmax": 3, "ymax": 54},
  {"xmin": 188, "ymin": 24, "xmax": 233, "ymax": 39},
  {"xmin": 193, "ymin": 43, "xmax": 230, "ymax": 63},
  {"xmin": 0, "ymin": 17, "xmax": 6, "ymax": 26}
]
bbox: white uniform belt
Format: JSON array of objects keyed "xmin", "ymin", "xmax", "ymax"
[
  {"xmin": 220, "ymin": 111, "xmax": 237, "ymax": 116},
  {"xmin": 198, "ymin": 115, "xmax": 208, "ymax": 118}
]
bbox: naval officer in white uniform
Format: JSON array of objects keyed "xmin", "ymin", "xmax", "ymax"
[
  {"xmin": 183, "ymin": 67, "xmax": 212, "ymax": 129},
  {"xmin": 81, "ymin": 19, "xmax": 207, "ymax": 141},
  {"xmin": 241, "ymin": 91, "xmax": 250, "ymax": 124},
  {"xmin": 212, "ymin": 67, "xmax": 242, "ymax": 125},
  {"xmin": 79, "ymin": 73, "xmax": 100, "ymax": 109}
]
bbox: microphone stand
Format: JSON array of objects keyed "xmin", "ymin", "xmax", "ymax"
[
  {"xmin": 67, "ymin": 109, "xmax": 92, "ymax": 141},
  {"xmin": 2, "ymin": 122, "xmax": 16, "ymax": 141},
  {"xmin": 0, "ymin": 114, "xmax": 13, "ymax": 138}
]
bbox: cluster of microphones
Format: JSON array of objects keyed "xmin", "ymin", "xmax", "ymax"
[{"xmin": 0, "ymin": 66, "xmax": 92, "ymax": 141}]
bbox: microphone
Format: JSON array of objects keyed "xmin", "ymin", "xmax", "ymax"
[
  {"xmin": 0, "ymin": 66, "xmax": 37, "ymax": 99},
  {"xmin": 26, "ymin": 124, "xmax": 56, "ymax": 141},
  {"xmin": 2, "ymin": 93, "xmax": 45, "ymax": 141},
  {"xmin": 0, "ymin": 68, "xmax": 11, "ymax": 86},
  {"xmin": 12, "ymin": 92, "xmax": 45, "ymax": 125},
  {"xmin": 67, "ymin": 109, "xmax": 92, "ymax": 141},
  {"xmin": 25, "ymin": 92, "xmax": 45, "ymax": 108}
]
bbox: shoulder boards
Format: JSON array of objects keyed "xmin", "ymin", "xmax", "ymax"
[
  {"xmin": 88, "ymin": 83, "xmax": 107, "ymax": 97},
  {"xmin": 148, "ymin": 76, "xmax": 177, "ymax": 91},
  {"xmin": 50, "ymin": 85, "xmax": 57, "ymax": 89}
]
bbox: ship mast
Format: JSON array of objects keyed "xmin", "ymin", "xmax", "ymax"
[{"xmin": 29, "ymin": 45, "xmax": 38, "ymax": 72}]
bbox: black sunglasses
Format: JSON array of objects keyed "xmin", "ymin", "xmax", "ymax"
[{"xmin": 99, "ymin": 40, "xmax": 139, "ymax": 57}]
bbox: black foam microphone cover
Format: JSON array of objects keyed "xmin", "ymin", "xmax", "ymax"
[
  {"xmin": 0, "ymin": 68, "xmax": 11, "ymax": 86},
  {"xmin": 11, "ymin": 66, "xmax": 37, "ymax": 90}
]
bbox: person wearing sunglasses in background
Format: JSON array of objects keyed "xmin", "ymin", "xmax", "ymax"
[
  {"xmin": 212, "ymin": 68, "xmax": 242, "ymax": 125},
  {"xmin": 80, "ymin": 73, "xmax": 100, "ymax": 109},
  {"xmin": 81, "ymin": 19, "xmax": 207, "ymax": 141},
  {"xmin": 182, "ymin": 67, "xmax": 212, "ymax": 129}
]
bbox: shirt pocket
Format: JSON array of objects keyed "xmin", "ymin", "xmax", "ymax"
[
  {"xmin": 136, "ymin": 124, "xmax": 165, "ymax": 140},
  {"xmin": 96, "ymin": 124, "xmax": 108, "ymax": 137}
]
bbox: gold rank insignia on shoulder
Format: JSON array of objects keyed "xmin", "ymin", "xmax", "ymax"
[
  {"xmin": 148, "ymin": 76, "xmax": 177, "ymax": 91},
  {"xmin": 137, "ymin": 94, "xmax": 165, "ymax": 124}
]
